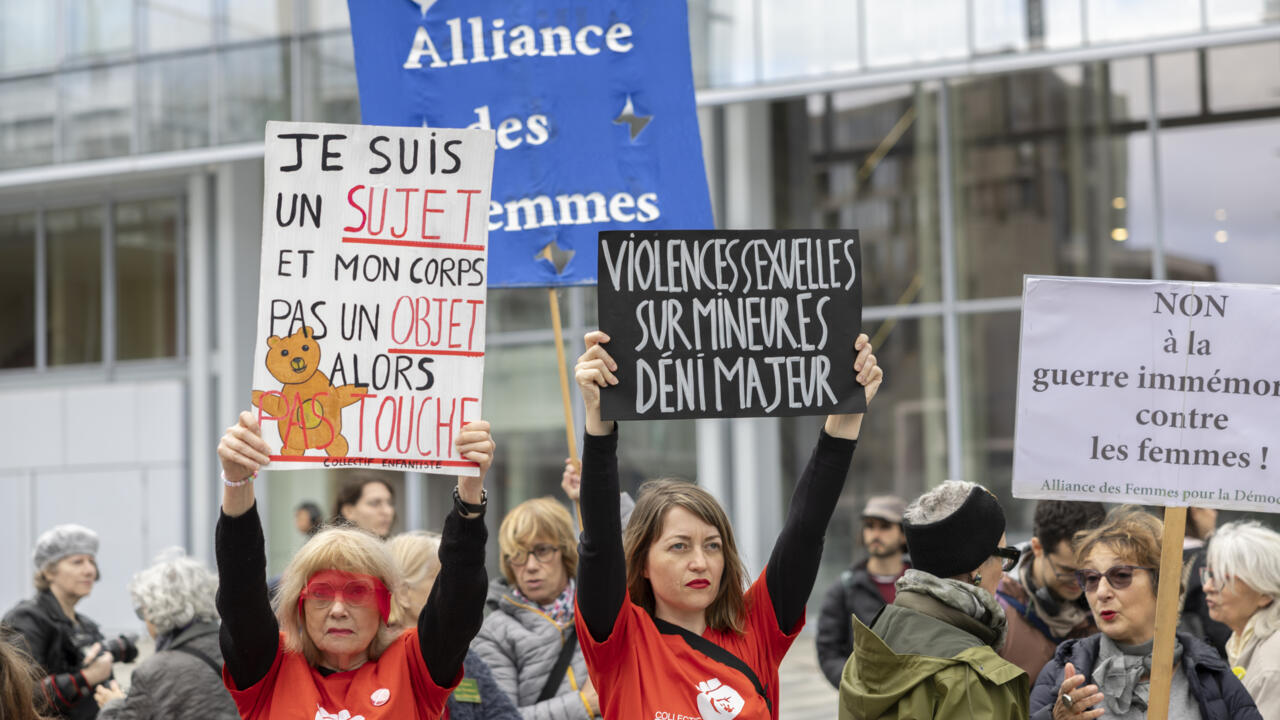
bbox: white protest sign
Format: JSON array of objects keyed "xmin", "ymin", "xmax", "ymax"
[
  {"xmin": 250, "ymin": 120, "xmax": 495, "ymax": 475},
  {"xmin": 1013, "ymin": 276, "xmax": 1280, "ymax": 511}
]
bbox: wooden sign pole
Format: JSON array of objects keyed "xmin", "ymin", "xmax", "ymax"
[
  {"xmin": 548, "ymin": 289, "xmax": 583, "ymax": 527},
  {"xmin": 1146, "ymin": 505, "xmax": 1188, "ymax": 720}
]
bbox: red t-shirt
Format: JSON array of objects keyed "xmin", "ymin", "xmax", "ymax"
[
  {"xmin": 576, "ymin": 570, "xmax": 798, "ymax": 720},
  {"xmin": 223, "ymin": 629, "xmax": 458, "ymax": 719}
]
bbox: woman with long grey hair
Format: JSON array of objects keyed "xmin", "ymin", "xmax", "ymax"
[{"xmin": 94, "ymin": 549, "xmax": 238, "ymax": 719}]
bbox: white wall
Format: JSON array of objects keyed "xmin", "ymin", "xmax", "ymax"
[{"xmin": 0, "ymin": 379, "xmax": 186, "ymax": 636}]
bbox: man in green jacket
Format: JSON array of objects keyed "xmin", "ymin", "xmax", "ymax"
[{"xmin": 839, "ymin": 481, "xmax": 1029, "ymax": 719}]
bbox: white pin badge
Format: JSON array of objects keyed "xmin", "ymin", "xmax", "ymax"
[{"xmin": 370, "ymin": 688, "xmax": 390, "ymax": 707}]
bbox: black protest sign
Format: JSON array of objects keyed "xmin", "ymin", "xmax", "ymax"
[{"xmin": 597, "ymin": 230, "xmax": 863, "ymax": 421}]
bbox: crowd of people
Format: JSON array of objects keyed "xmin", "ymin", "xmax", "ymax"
[{"xmin": 1, "ymin": 329, "xmax": 1277, "ymax": 720}]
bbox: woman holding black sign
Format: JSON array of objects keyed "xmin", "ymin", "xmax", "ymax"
[{"xmin": 571, "ymin": 329, "xmax": 881, "ymax": 720}]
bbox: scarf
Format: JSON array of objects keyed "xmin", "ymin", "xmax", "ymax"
[
  {"xmin": 513, "ymin": 579, "xmax": 576, "ymax": 626},
  {"xmin": 895, "ymin": 569, "xmax": 1008, "ymax": 650},
  {"xmin": 1093, "ymin": 635, "xmax": 1184, "ymax": 716},
  {"xmin": 1225, "ymin": 614, "xmax": 1257, "ymax": 669},
  {"xmin": 1020, "ymin": 558, "xmax": 1090, "ymax": 639}
]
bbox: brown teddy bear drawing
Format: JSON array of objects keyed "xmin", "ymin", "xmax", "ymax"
[{"xmin": 252, "ymin": 326, "xmax": 366, "ymax": 457}]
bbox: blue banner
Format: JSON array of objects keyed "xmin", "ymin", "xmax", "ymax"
[{"xmin": 346, "ymin": 0, "xmax": 715, "ymax": 287}]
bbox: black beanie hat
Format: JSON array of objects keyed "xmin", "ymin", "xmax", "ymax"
[{"xmin": 903, "ymin": 485, "xmax": 1006, "ymax": 579}]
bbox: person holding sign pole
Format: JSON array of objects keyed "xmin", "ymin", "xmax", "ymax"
[
  {"xmin": 1030, "ymin": 507, "xmax": 1261, "ymax": 720},
  {"xmin": 572, "ymin": 330, "xmax": 882, "ymax": 720},
  {"xmin": 1204, "ymin": 521, "xmax": 1280, "ymax": 718},
  {"xmin": 214, "ymin": 411, "xmax": 496, "ymax": 720},
  {"xmin": 838, "ymin": 481, "xmax": 1029, "ymax": 719}
]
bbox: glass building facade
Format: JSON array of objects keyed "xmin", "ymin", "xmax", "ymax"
[{"xmin": 1, "ymin": 0, "xmax": 1278, "ymax": 630}]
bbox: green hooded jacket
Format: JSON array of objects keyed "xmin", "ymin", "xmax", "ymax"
[{"xmin": 838, "ymin": 596, "xmax": 1029, "ymax": 719}]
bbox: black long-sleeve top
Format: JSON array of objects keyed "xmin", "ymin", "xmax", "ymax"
[
  {"xmin": 214, "ymin": 502, "xmax": 487, "ymax": 689},
  {"xmin": 576, "ymin": 426, "xmax": 857, "ymax": 642}
]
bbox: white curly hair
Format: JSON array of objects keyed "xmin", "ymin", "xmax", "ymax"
[
  {"xmin": 904, "ymin": 480, "xmax": 979, "ymax": 525},
  {"xmin": 129, "ymin": 548, "xmax": 220, "ymax": 635}
]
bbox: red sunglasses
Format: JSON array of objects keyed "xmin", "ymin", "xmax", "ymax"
[{"xmin": 298, "ymin": 569, "xmax": 392, "ymax": 623}]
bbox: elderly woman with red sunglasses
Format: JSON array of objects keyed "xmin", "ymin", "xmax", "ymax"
[
  {"xmin": 214, "ymin": 411, "xmax": 496, "ymax": 719},
  {"xmin": 1030, "ymin": 507, "xmax": 1260, "ymax": 720}
]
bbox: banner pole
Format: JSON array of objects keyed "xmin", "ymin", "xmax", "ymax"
[
  {"xmin": 548, "ymin": 288, "xmax": 582, "ymax": 525},
  {"xmin": 1146, "ymin": 506, "xmax": 1188, "ymax": 720}
]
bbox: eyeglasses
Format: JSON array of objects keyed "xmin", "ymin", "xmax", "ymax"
[
  {"xmin": 1074, "ymin": 565, "xmax": 1154, "ymax": 593},
  {"xmin": 1200, "ymin": 566, "xmax": 1231, "ymax": 588},
  {"xmin": 993, "ymin": 546, "xmax": 1021, "ymax": 572},
  {"xmin": 507, "ymin": 543, "xmax": 559, "ymax": 567},
  {"xmin": 1042, "ymin": 553, "xmax": 1080, "ymax": 583},
  {"xmin": 302, "ymin": 579, "xmax": 379, "ymax": 608}
]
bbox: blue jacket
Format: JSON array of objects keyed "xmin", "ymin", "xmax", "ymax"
[
  {"xmin": 1030, "ymin": 631, "xmax": 1262, "ymax": 720},
  {"xmin": 448, "ymin": 651, "xmax": 524, "ymax": 720}
]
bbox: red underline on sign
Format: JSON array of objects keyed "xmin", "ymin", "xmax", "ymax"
[
  {"xmin": 342, "ymin": 236, "xmax": 485, "ymax": 251},
  {"xmin": 387, "ymin": 348, "xmax": 486, "ymax": 357},
  {"xmin": 269, "ymin": 455, "xmax": 480, "ymax": 468}
]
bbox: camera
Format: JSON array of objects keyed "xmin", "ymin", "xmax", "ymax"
[{"xmin": 82, "ymin": 634, "xmax": 139, "ymax": 666}]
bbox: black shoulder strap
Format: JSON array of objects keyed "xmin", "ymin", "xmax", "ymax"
[
  {"xmin": 653, "ymin": 618, "xmax": 772, "ymax": 716},
  {"xmin": 171, "ymin": 644, "xmax": 223, "ymax": 677},
  {"xmin": 537, "ymin": 625, "xmax": 579, "ymax": 703}
]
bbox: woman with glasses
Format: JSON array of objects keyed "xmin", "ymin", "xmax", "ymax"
[
  {"xmin": 1030, "ymin": 507, "xmax": 1261, "ymax": 720},
  {"xmin": 472, "ymin": 498, "xmax": 599, "ymax": 720},
  {"xmin": 214, "ymin": 411, "xmax": 496, "ymax": 719},
  {"xmin": 1204, "ymin": 521, "xmax": 1280, "ymax": 718},
  {"xmin": 839, "ymin": 480, "xmax": 1029, "ymax": 719},
  {"xmin": 576, "ymin": 330, "xmax": 881, "ymax": 720}
]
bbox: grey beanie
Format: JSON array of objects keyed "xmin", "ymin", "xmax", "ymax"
[{"xmin": 33, "ymin": 524, "xmax": 99, "ymax": 569}]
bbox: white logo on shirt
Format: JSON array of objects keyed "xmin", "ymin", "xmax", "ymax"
[
  {"xmin": 694, "ymin": 678, "xmax": 745, "ymax": 720},
  {"xmin": 315, "ymin": 706, "xmax": 365, "ymax": 720}
]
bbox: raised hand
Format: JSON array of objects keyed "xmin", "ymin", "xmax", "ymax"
[
  {"xmin": 824, "ymin": 333, "xmax": 885, "ymax": 440},
  {"xmin": 454, "ymin": 420, "xmax": 495, "ymax": 511},
  {"xmin": 574, "ymin": 330, "xmax": 618, "ymax": 436}
]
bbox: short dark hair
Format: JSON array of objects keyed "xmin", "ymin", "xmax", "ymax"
[
  {"xmin": 332, "ymin": 475, "xmax": 395, "ymax": 523},
  {"xmin": 1033, "ymin": 500, "xmax": 1106, "ymax": 551}
]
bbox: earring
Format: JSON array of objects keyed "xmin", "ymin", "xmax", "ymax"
[{"xmin": 972, "ymin": 572, "xmax": 983, "ymax": 586}]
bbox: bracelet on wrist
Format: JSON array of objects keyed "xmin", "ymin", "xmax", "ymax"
[{"xmin": 222, "ymin": 470, "xmax": 257, "ymax": 488}]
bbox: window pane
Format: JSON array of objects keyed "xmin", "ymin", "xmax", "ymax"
[
  {"xmin": 771, "ymin": 85, "xmax": 943, "ymax": 309},
  {"xmin": 865, "ymin": 0, "xmax": 967, "ymax": 68},
  {"xmin": 1208, "ymin": 41, "xmax": 1280, "ymax": 114},
  {"xmin": 65, "ymin": 0, "xmax": 134, "ymax": 59},
  {"xmin": 0, "ymin": 4, "xmax": 58, "ymax": 72},
  {"xmin": 0, "ymin": 77, "xmax": 56, "ymax": 170},
  {"xmin": 958, "ymin": 311, "xmax": 1029, "ymax": 526},
  {"xmin": 975, "ymin": 0, "xmax": 1085, "ymax": 53},
  {"xmin": 1087, "ymin": 0, "xmax": 1200, "ymax": 43},
  {"xmin": 305, "ymin": 0, "xmax": 349, "ymax": 31},
  {"xmin": 61, "ymin": 65, "xmax": 134, "ymax": 161},
  {"xmin": 489, "ymin": 288, "xmax": 562, "ymax": 334},
  {"xmin": 1208, "ymin": 0, "xmax": 1280, "ymax": 28},
  {"xmin": 141, "ymin": 0, "xmax": 213, "ymax": 52},
  {"xmin": 951, "ymin": 65, "xmax": 1154, "ymax": 299},
  {"xmin": 115, "ymin": 198, "xmax": 179, "ymax": 360},
  {"xmin": 759, "ymin": 0, "xmax": 858, "ymax": 81},
  {"xmin": 695, "ymin": 0, "xmax": 759, "ymax": 87},
  {"xmin": 1159, "ymin": 118, "xmax": 1280, "ymax": 285},
  {"xmin": 1156, "ymin": 51, "xmax": 1200, "ymax": 117},
  {"xmin": 0, "ymin": 213, "xmax": 37, "ymax": 369},
  {"xmin": 139, "ymin": 54, "xmax": 211, "ymax": 152},
  {"xmin": 223, "ymin": 0, "xmax": 293, "ymax": 41},
  {"xmin": 219, "ymin": 43, "xmax": 291, "ymax": 143},
  {"xmin": 47, "ymin": 206, "xmax": 104, "ymax": 366},
  {"xmin": 301, "ymin": 34, "xmax": 360, "ymax": 125}
]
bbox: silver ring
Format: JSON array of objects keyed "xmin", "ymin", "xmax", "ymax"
[{"xmin": 1059, "ymin": 692, "xmax": 1074, "ymax": 709}]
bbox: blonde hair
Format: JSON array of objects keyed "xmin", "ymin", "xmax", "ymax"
[
  {"xmin": 385, "ymin": 531, "xmax": 441, "ymax": 629},
  {"xmin": 274, "ymin": 526, "xmax": 401, "ymax": 666},
  {"xmin": 498, "ymin": 498, "xmax": 578, "ymax": 586},
  {"xmin": 624, "ymin": 480, "xmax": 747, "ymax": 634}
]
